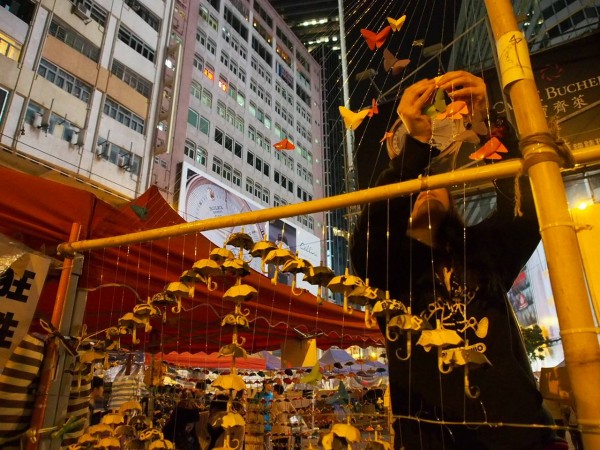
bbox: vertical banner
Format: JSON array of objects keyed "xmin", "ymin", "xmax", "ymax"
[{"xmin": 0, "ymin": 238, "xmax": 51, "ymax": 371}]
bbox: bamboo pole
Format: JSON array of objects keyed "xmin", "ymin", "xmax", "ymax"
[
  {"xmin": 485, "ymin": 1, "xmax": 600, "ymax": 447},
  {"xmin": 27, "ymin": 223, "xmax": 81, "ymax": 450},
  {"xmin": 57, "ymin": 146, "xmax": 600, "ymax": 257}
]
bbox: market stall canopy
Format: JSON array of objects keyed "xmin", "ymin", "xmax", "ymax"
[
  {"xmin": 150, "ymin": 352, "xmax": 268, "ymax": 370},
  {"xmin": 0, "ymin": 167, "xmax": 384, "ymax": 353},
  {"xmin": 319, "ymin": 348, "xmax": 356, "ymax": 367}
]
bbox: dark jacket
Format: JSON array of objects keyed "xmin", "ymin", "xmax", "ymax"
[{"xmin": 350, "ymin": 135, "xmax": 549, "ymax": 449}]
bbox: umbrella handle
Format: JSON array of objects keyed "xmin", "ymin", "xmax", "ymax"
[
  {"xmin": 394, "ymin": 333, "xmax": 412, "ymax": 361},
  {"xmin": 464, "ymin": 365, "xmax": 480, "ymax": 399},
  {"xmin": 437, "ymin": 347, "xmax": 452, "ymax": 374},
  {"xmin": 291, "ymin": 278, "xmax": 304, "ymax": 296}
]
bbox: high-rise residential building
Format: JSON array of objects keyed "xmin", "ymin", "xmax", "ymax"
[
  {"xmin": 153, "ymin": 0, "xmax": 327, "ymax": 272},
  {"xmin": 0, "ymin": 0, "xmax": 172, "ymax": 202},
  {"xmin": 449, "ymin": 0, "xmax": 600, "ymax": 71}
]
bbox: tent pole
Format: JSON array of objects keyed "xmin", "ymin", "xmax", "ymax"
[
  {"xmin": 484, "ymin": 1, "xmax": 600, "ymax": 447},
  {"xmin": 57, "ymin": 146, "xmax": 600, "ymax": 256},
  {"xmin": 27, "ymin": 223, "xmax": 82, "ymax": 450}
]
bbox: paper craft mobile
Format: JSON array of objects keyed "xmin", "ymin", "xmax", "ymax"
[
  {"xmin": 339, "ymin": 106, "xmax": 371, "ymax": 130},
  {"xmin": 469, "ymin": 136, "xmax": 508, "ymax": 161},
  {"xmin": 383, "ymin": 48, "xmax": 410, "ymax": 75},
  {"xmin": 387, "ymin": 15, "xmax": 406, "ymax": 32},
  {"xmin": 274, "ymin": 138, "xmax": 295, "ymax": 150},
  {"xmin": 360, "ymin": 26, "xmax": 392, "ymax": 51}
]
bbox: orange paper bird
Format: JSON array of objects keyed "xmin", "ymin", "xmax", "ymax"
[
  {"xmin": 469, "ymin": 137, "xmax": 509, "ymax": 161},
  {"xmin": 339, "ymin": 106, "xmax": 370, "ymax": 130},
  {"xmin": 383, "ymin": 48, "xmax": 410, "ymax": 75},
  {"xmin": 368, "ymin": 99, "xmax": 379, "ymax": 117},
  {"xmin": 380, "ymin": 131, "xmax": 393, "ymax": 143},
  {"xmin": 274, "ymin": 138, "xmax": 295, "ymax": 151},
  {"xmin": 436, "ymin": 101, "xmax": 469, "ymax": 120},
  {"xmin": 360, "ymin": 26, "xmax": 392, "ymax": 51},
  {"xmin": 387, "ymin": 15, "xmax": 406, "ymax": 32}
]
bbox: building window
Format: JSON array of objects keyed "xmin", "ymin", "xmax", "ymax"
[
  {"xmin": 104, "ymin": 98, "xmax": 145, "ymax": 133},
  {"xmin": 246, "ymin": 177, "xmax": 254, "ymax": 195},
  {"xmin": 0, "ymin": 32, "xmax": 21, "ymax": 62},
  {"xmin": 49, "ymin": 20, "xmax": 100, "ymax": 61},
  {"xmin": 118, "ymin": 25, "xmax": 155, "ymax": 62},
  {"xmin": 184, "ymin": 139, "xmax": 196, "ymax": 159},
  {"xmin": 212, "ymin": 156, "xmax": 223, "ymax": 175},
  {"xmin": 38, "ymin": 59, "xmax": 92, "ymax": 103},
  {"xmin": 193, "ymin": 53, "xmax": 204, "ymax": 71},
  {"xmin": 201, "ymin": 88, "xmax": 213, "ymax": 107},
  {"xmin": 196, "ymin": 146, "xmax": 207, "ymax": 165},
  {"xmin": 233, "ymin": 169, "xmax": 241, "ymax": 187},
  {"xmin": 124, "ymin": 0, "xmax": 161, "ymax": 31},
  {"xmin": 111, "ymin": 60, "xmax": 152, "ymax": 98},
  {"xmin": 223, "ymin": 163, "xmax": 232, "ymax": 181}
]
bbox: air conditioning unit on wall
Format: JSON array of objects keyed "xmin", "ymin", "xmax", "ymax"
[{"xmin": 72, "ymin": 2, "xmax": 92, "ymax": 24}]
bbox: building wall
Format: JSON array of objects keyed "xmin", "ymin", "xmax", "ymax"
[
  {"xmin": 153, "ymin": 0, "xmax": 326, "ymax": 249},
  {"xmin": 0, "ymin": 0, "xmax": 172, "ymax": 199}
]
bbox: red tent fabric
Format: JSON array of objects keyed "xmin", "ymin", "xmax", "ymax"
[
  {"xmin": 0, "ymin": 167, "xmax": 384, "ymax": 353},
  {"xmin": 152, "ymin": 352, "xmax": 267, "ymax": 370}
]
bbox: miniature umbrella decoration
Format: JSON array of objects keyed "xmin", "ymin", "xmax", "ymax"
[
  {"xmin": 224, "ymin": 230, "xmax": 255, "ymax": 251},
  {"xmin": 87, "ymin": 423, "xmax": 114, "ymax": 436},
  {"xmin": 118, "ymin": 312, "xmax": 147, "ymax": 345},
  {"xmin": 263, "ymin": 245, "xmax": 296, "ymax": 285},
  {"xmin": 440, "ymin": 341, "xmax": 491, "ymax": 398},
  {"xmin": 212, "ymin": 372, "xmax": 247, "ymax": 392},
  {"xmin": 327, "ymin": 267, "xmax": 365, "ymax": 314},
  {"xmin": 300, "ymin": 362, "xmax": 322, "ymax": 385},
  {"xmin": 221, "ymin": 303, "xmax": 251, "ymax": 327},
  {"xmin": 149, "ymin": 440, "xmax": 175, "ymax": 449},
  {"xmin": 222, "ymin": 258, "xmax": 252, "ymax": 278},
  {"xmin": 388, "ymin": 307, "xmax": 431, "ymax": 360},
  {"xmin": 331, "ymin": 420, "xmax": 362, "ymax": 450},
  {"xmin": 416, "ymin": 321, "xmax": 464, "ymax": 353},
  {"xmin": 180, "ymin": 269, "xmax": 205, "ymax": 285},
  {"xmin": 221, "ymin": 412, "xmax": 246, "ymax": 428},
  {"xmin": 210, "ymin": 247, "xmax": 235, "ymax": 263},
  {"xmin": 281, "ymin": 253, "xmax": 313, "ymax": 295},
  {"xmin": 302, "ymin": 265, "xmax": 335, "ymax": 304},
  {"xmin": 274, "ymin": 138, "xmax": 296, "ymax": 150},
  {"xmin": 165, "ymin": 281, "xmax": 194, "ymax": 313},
  {"xmin": 150, "ymin": 290, "xmax": 178, "ymax": 310},
  {"xmin": 347, "ymin": 279, "xmax": 384, "ymax": 327},
  {"xmin": 119, "ymin": 400, "xmax": 143, "ymax": 416},
  {"xmin": 98, "ymin": 437, "xmax": 122, "ymax": 450},
  {"xmin": 192, "ymin": 258, "xmax": 223, "ymax": 291},
  {"xmin": 250, "ymin": 238, "xmax": 278, "ymax": 273},
  {"xmin": 222, "ymin": 283, "xmax": 258, "ymax": 303}
]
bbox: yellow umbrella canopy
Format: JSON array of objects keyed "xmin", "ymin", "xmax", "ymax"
[
  {"xmin": 101, "ymin": 412, "xmax": 125, "ymax": 426},
  {"xmin": 77, "ymin": 433, "xmax": 99, "ymax": 445},
  {"xmin": 218, "ymin": 342, "xmax": 247, "ymax": 359},
  {"xmin": 117, "ymin": 312, "xmax": 147, "ymax": 344},
  {"xmin": 119, "ymin": 400, "xmax": 143, "ymax": 416},
  {"xmin": 212, "ymin": 373, "xmax": 247, "ymax": 392},
  {"xmin": 150, "ymin": 290, "xmax": 178, "ymax": 308},
  {"xmin": 86, "ymin": 423, "xmax": 113, "ymax": 436},
  {"xmin": 210, "ymin": 247, "xmax": 235, "ymax": 263},
  {"xmin": 263, "ymin": 247, "xmax": 296, "ymax": 285},
  {"xmin": 440, "ymin": 343, "xmax": 491, "ymax": 370},
  {"xmin": 224, "ymin": 231, "xmax": 255, "ymax": 251},
  {"xmin": 302, "ymin": 265, "xmax": 335, "ymax": 304},
  {"xmin": 132, "ymin": 301, "xmax": 162, "ymax": 320},
  {"xmin": 114, "ymin": 424, "xmax": 136, "ymax": 437},
  {"xmin": 222, "ymin": 283, "xmax": 257, "ymax": 302},
  {"xmin": 192, "ymin": 258, "xmax": 223, "ymax": 291},
  {"xmin": 222, "ymin": 258, "xmax": 251, "ymax": 278},
  {"xmin": 328, "ymin": 268, "xmax": 365, "ymax": 313},
  {"xmin": 331, "ymin": 422, "xmax": 361, "ymax": 443},
  {"xmin": 221, "ymin": 412, "xmax": 245, "ymax": 428},
  {"xmin": 180, "ymin": 269, "xmax": 205, "ymax": 285},
  {"xmin": 250, "ymin": 238, "xmax": 278, "ymax": 272},
  {"xmin": 281, "ymin": 254, "xmax": 313, "ymax": 295},
  {"xmin": 149, "ymin": 440, "xmax": 175, "ymax": 449},
  {"xmin": 98, "ymin": 437, "xmax": 122, "ymax": 449}
]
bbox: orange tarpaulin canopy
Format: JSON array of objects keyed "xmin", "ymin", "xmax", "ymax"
[
  {"xmin": 0, "ymin": 167, "xmax": 384, "ymax": 353},
  {"xmin": 150, "ymin": 352, "xmax": 268, "ymax": 370}
]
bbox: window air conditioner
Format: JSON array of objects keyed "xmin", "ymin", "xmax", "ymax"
[
  {"xmin": 33, "ymin": 112, "xmax": 43, "ymax": 128},
  {"xmin": 72, "ymin": 2, "xmax": 92, "ymax": 23},
  {"xmin": 69, "ymin": 129, "xmax": 80, "ymax": 145},
  {"xmin": 96, "ymin": 144, "xmax": 107, "ymax": 159},
  {"xmin": 117, "ymin": 154, "xmax": 131, "ymax": 170}
]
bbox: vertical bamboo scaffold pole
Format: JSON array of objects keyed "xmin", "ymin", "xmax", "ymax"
[{"xmin": 485, "ymin": 1, "xmax": 600, "ymax": 447}]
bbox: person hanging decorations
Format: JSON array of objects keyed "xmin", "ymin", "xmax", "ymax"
[{"xmin": 350, "ymin": 71, "xmax": 569, "ymax": 450}]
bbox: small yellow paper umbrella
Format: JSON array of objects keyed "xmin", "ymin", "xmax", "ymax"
[
  {"xmin": 180, "ymin": 269, "xmax": 205, "ymax": 285},
  {"xmin": 302, "ymin": 265, "xmax": 335, "ymax": 304},
  {"xmin": 440, "ymin": 341, "xmax": 491, "ymax": 399},
  {"xmin": 222, "ymin": 258, "xmax": 251, "ymax": 278},
  {"xmin": 224, "ymin": 230, "xmax": 255, "ymax": 251},
  {"xmin": 250, "ymin": 238, "xmax": 278, "ymax": 272},
  {"xmin": 327, "ymin": 267, "xmax": 364, "ymax": 314},
  {"xmin": 77, "ymin": 433, "xmax": 99, "ymax": 445},
  {"xmin": 119, "ymin": 400, "xmax": 143, "ymax": 416},
  {"xmin": 86, "ymin": 423, "xmax": 113, "ymax": 436},
  {"xmin": 101, "ymin": 412, "xmax": 125, "ymax": 426},
  {"xmin": 192, "ymin": 258, "xmax": 223, "ymax": 291},
  {"xmin": 166, "ymin": 281, "xmax": 194, "ymax": 313},
  {"xmin": 222, "ymin": 283, "xmax": 257, "ymax": 303},
  {"xmin": 212, "ymin": 373, "xmax": 247, "ymax": 392},
  {"xmin": 387, "ymin": 307, "xmax": 431, "ymax": 360},
  {"xmin": 331, "ymin": 421, "xmax": 361, "ymax": 449},
  {"xmin": 221, "ymin": 412, "xmax": 245, "ymax": 428},
  {"xmin": 210, "ymin": 247, "xmax": 235, "ymax": 263},
  {"xmin": 149, "ymin": 440, "xmax": 175, "ymax": 449},
  {"xmin": 118, "ymin": 312, "xmax": 146, "ymax": 345},
  {"xmin": 98, "ymin": 437, "xmax": 121, "ymax": 449},
  {"xmin": 281, "ymin": 254, "xmax": 313, "ymax": 295},
  {"xmin": 263, "ymin": 247, "xmax": 295, "ymax": 285}
]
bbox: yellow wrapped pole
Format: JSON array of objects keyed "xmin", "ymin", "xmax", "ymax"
[{"xmin": 485, "ymin": 1, "xmax": 600, "ymax": 447}]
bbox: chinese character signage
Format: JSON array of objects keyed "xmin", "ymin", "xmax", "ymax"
[
  {"xmin": 485, "ymin": 31, "xmax": 600, "ymax": 150},
  {"xmin": 0, "ymin": 237, "xmax": 51, "ymax": 371}
]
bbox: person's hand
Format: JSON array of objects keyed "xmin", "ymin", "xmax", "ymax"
[
  {"xmin": 397, "ymin": 78, "xmax": 437, "ymax": 143},
  {"xmin": 436, "ymin": 71, "xmax": 488, "ymax": 123}
]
